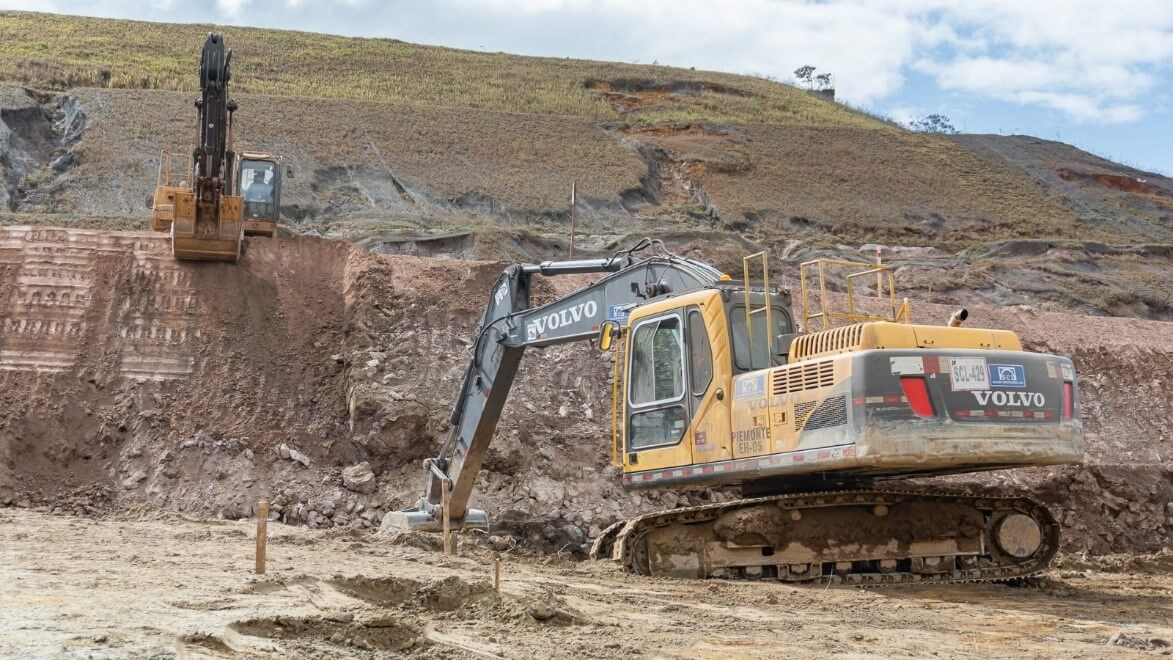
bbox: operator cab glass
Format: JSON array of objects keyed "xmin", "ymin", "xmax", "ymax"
[
  {"xmin": 628, "ymin": 314, "xmax": 689, "ymax": 450},
  {"xmin": 239, "ymin": 159, "xmax": 278, "ymax": 220},
  {"xmin": 729, "ymin": 292, "xmax": 795, "ymax": 372}
]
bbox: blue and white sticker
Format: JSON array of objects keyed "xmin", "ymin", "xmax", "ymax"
[
  {"xmin": 988, "ymin": 364, "xmax": 1026, "ymax": 388},
  {"xmin": 607, "ymin": 304, "xmax": 632, "ymax": 323},
  {"xmin": 734, "ymin": 373, "xmax": 766, "ymax": 400}
]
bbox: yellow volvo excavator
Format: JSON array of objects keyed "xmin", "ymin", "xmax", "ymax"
[
  {"xmin": 386, "ymin": 239, "xmax": 1083, "ymax": 585},
  {"xmin": 149, "ymin": 33, "xmax": 281, "ymax": 260}
]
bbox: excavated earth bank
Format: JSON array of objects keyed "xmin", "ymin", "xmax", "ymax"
[{"xmin": 0, "ymin": 227, "xmax": 1168, "ymax": 558}]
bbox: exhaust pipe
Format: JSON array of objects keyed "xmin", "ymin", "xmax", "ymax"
[{"xmin": 948, "ymin": 308, "xmax": 969, "ymax": 327}]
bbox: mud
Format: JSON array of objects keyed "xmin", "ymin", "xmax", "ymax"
[
  {"xmin": 2, "ymin": 508, "xmax": 1171, "ymax": 658},
  {"xmin": 586, "ymin": 78, "xmax": 751, "ymax": 116},
  {"xmin": 229, "ymin": 614, "xmax": 429, "ymax": 655},
  {"xmin": 1057, "ymin": 167, "xmax": 1172, "ymax": 198}
]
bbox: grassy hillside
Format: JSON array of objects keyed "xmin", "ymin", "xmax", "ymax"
[
  {"xmin": 0, "ymin": 10, "xmax": 881, "ymax": 127},
  {"xmin": 1, "ymin": 11, "xmax": 1169, "ymax": 318}
]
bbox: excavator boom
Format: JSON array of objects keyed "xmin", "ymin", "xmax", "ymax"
[
  {"xmin": 149, "ymin": 32, "xmax": 255, "ymax": 262},
  {"xmin": 387, "ymin": 240, "xmax": 724, "ymax": 531}
]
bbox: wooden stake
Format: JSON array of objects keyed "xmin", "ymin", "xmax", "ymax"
[
  {"xmin": 569, "ymin": 181, "xmax": 576, "ymax": 259},
  {"xmin": 494, "ymin": 554, "xmax": 501, "ymax": 593},
  {"xmin": 255, "ymin": 499, "xmax": 268, "ymax": 575},
  {"xmin": 441, "ymin": 479, "xmax": 453, "ymax": 555}
]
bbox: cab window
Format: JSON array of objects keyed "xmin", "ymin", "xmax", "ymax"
[
  {"xmin": 688, "ymin": 310, "xmax": 712, "ymax": 396},
  {"xmin": 730, "ymin": 305, "xmax": 791, "ymax": 371},
  {"xmin": 629, "ymin": 406, "xmax": 689, "ymax": 450},
  {"xmin": 628, "ymin": 314, "xmax": 688, "ymax": 450},
  {"xmin": 629, "ymin": 315, "xmax": 684, "ymax": 406},
  {"xmin": 239, "ymin": 160, "xmax": 277, "ymax": 219}
]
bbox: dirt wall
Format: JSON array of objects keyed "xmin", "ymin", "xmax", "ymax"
[{"xmin": 0, "ymin": 228, "xmax": 1168, "ymax": 557}]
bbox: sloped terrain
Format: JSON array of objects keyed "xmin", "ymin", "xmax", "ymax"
[
  {"xmin": 1, "ymin": 228, "xmax": 1168, "ymax": 560},
  {"xmin": 951, "ymin": 134, "xmax": 1173, "ymax": 243},
  {"xmin": 3, "ymin": 79, "xmax": 1171, "ymax": 320},
  {"xmin": 0, "ymin": 11, "xmax": 876, "ymax": 126},
  {"xmin": 0, "ymin": 13, "xmax": 1171, "ymax": 322}
]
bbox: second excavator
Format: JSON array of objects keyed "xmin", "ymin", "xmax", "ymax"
[
  {"xmin": 149, "ymin": 33, "xmax": 281, "ymax": 261},
  {"xmin": 386, "ymin": 239, "xmax": 1083, "ymax": 585}
]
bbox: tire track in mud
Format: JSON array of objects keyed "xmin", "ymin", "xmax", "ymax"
[{"xmin": 0, "ymin": 227, "xmax": 200, "ymax": 380}]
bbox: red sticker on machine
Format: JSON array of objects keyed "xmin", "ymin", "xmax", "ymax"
[{"xmin": 695, "ymin": 430, "xmax": 707, "ymax": 446}]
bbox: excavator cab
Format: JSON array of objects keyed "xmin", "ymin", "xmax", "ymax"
[{"xmin": 238, "ymin": 153, "xmax": 281, "ymax": 237}]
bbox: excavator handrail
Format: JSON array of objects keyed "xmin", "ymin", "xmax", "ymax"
[{"xmin": 799, "ymin": 257, "xmax": 912, "ymax": 330}]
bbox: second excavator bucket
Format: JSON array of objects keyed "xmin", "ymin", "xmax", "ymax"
[{"xmin": 169, "ymin": 191, "xmax": 244, "ymax": 262}]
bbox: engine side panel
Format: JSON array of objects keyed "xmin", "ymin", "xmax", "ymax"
[{"xmin": 623, "ymin": 348, "xmax": 1082, "ymax": 490}]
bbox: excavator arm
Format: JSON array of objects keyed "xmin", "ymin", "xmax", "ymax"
[
  {"xmin": 386, "ymin": 240, "xmax": 725, "ymax": 532},
  {"xmin": 152, "ymin": 32, "xmax": 247, "ymax": 262},
  {"xmin": 194, "ymin": 32, "xmax": 236, "ymax": 209}
]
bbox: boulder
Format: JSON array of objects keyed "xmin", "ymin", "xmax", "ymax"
[
  {"xmin": 342, "ymin": 461, "xmax": 377, "ymax": 494},
  {"xmin": 121, "ymin": 470, "xmax": 147, "ymax": 489}
]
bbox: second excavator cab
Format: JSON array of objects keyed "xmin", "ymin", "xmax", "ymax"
[{"xmin": 238, "ymin": 153, "xmax": 281, "ymax": 237}]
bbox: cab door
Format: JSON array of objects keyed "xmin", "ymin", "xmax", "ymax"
[
  {"xmin": 685, "ymin": 304, "xmax": 732, "ymax": 464},
  {"xmin": 622, "ymin": 310, "xmax": 695, "ymax": 472}
]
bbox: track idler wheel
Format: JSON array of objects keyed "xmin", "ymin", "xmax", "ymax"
[{"xmin": 994, "ymin": 513, "xmax": 1043, "ymax": 558}]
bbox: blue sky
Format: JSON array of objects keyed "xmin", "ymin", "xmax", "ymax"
[{"xmin": 5, "ymin": 0, "xmax": 1172, "ymax": 174}]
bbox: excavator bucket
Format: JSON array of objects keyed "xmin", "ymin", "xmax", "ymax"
[
  {"xmin": 169, "ymin": 191, "xmax": 244, "ymax": 262},
  {"xmin": 380, "ymin": 505, "xmax": 490, "ymax": 533}
]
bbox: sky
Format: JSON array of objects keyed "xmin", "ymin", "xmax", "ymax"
[{"xmin": 4, "ymin": 0, "xmax": 1172, "ymax": 174}]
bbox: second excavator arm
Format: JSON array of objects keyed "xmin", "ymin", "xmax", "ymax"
[
  {"xmin": 193, "ymin": 32, "xmax": 237, "ymax": 223},
  {"xmin": 386, "ymin": 240, "xmax": 725, "ymax": 531}
]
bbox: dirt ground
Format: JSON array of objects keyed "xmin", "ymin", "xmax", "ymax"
[{"xmin": 2, "ymin": 508, "xmax": 1171, "ymax": 659}]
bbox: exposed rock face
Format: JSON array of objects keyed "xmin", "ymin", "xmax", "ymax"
[{"xmin": 0, "ymin": 86, "xmax": 87, "ymax": 213}]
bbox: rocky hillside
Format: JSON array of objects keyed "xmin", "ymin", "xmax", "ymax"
[{"xmin": 0, "ymin": 11, "xmax": 1170, "ymax": 320}]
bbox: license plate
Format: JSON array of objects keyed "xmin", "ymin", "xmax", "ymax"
[{"xmin": 950, "ymin": 357, "xmax": 990, "ymax": 391}]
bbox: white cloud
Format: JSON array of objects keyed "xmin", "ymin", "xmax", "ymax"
[
  {"xmin": 1014, "ymin": 92, "xmax": 1144, "ymax": 125},
  {"xmin": 898, "ymin": 0, "xmax": 1173, "ymax": 122},
  {"xmin": 216, "ymin": 0, "xmax": 251, "ymax": 18},
  {"xmin": 439, "ymin": 0, "xmax": 1172, "ymax": 124},
  {"xmin": 447, "ymin": 0, "xmax": 920, "ymax": 102}
]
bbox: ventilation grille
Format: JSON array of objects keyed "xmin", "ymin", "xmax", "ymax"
[
  {"xmin": 772, "ymin": 359, "xmax": 835, "ymax": 395},
  {"xmin": 792, "ymin": 324, "xmax": 863, "ymax": 360},
  {"xmin": 795, "ymin": 395, "xmax": 848, "ymax": 432}
]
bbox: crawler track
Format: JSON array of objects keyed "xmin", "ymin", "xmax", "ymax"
[{"xmin": 590, "ymin": 490, "xmax": 1059, "ymax": 586}]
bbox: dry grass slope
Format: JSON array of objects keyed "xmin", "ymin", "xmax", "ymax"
[{"xmin": 0, "ymin": 11, "xmax": 882, "ymax": 128}]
